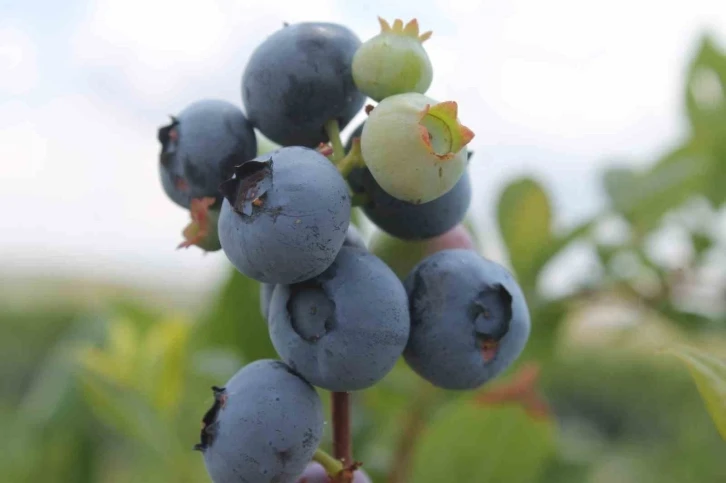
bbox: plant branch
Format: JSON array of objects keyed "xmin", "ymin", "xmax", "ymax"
[{"xmin": 387, "ymin": 382, "xmax": 439, "ymax": 483}]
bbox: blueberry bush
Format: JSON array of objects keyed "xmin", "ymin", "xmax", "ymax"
[{"xmin": 1, "ymin": 17, "xmax": 725, "ymax": 483}]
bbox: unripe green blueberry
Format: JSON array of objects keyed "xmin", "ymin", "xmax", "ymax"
[
  {"xmin": 352, "ymin": 18, "xmax": 433, "ymax": 101},
  {"xmin": 361, "ymin": 93, "xmax": 474, "ymax": 204}
]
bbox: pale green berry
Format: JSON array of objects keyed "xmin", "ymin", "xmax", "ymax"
[
  {"xmin": 361, "ymin": 93, "xmax": 475, "ymax": 204},
  {"xmin": 352, "ymin": 18, "xmax": 433, "ymax": 101}
]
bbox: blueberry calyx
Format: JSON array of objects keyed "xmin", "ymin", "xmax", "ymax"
[
  {"xmin": 220, "ymin": 160, "xmax": 273, "ymax": 216},
  {"xmin": 194, "ymin": 386, "xmax": 227, "ymax": 452},
  {"xmin": 286, "ymin": 280, "xmax": 336, "ymax": 343},
  {"xmin": 157, "ymin": 116, "xmax": 180, "ymax": 167},
  {"xmin": 472, "ymin": 284, "xmax": 513, "ymax": 362}
]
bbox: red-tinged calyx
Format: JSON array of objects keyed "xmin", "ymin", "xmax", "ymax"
[
  {"xmin": 418, "ymin": 101, "xmax": 475, "ymax": 160},
  {"xmin": 178, "ymin": 197, "xmax": 216, "ymax": 249},
  {"xmin": 479, "ymin": 338, "xmax": 499, "ymax": 362},
  {"xmin": 378, "ymin": 17, "xmax": 432, "ymax": 43},
  {"xmin": 316, "ymin": 142, "xmax": 334, "ymax": 157}
]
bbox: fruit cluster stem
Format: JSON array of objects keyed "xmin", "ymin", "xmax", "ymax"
[
  {"xmin": 331, "ymin": 391, "xmax": 353, "ymax": 465},
  {"xmin": 325, "ymin": 119, "xmax": 346, "ymax": 163}
]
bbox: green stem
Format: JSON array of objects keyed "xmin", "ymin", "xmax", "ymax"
[
  {"xmin": 324, "ymin": 119, "xmax": 345, "ymax": 164},
  {"xmin": 337, "ymin": 138, "xmax": 365, "ymax": 178},
  {"xmin": 313, "ymin": 448, "xmax": 344, "ymax": 477}
]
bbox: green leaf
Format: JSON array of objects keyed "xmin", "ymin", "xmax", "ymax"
[
  {"xmin": 409, "ymin": 399, "xmax": 556, "ymax": 483},
  {"xmin": 685, "ymin": 36, "xmax": 726, "ymax": 134},
  {"xmin": 668, "ymin": 346, "xmax": 726, "ymax": 440},
  {"xmin": 683, "ymin": 35, "xmax": 726, "ymax": 206},
  {"xmin": 602, "ymin": 149, "xmax": 707, "ymax": 234},
  {"xmin": 497, "ymin": 178, "xmax": 553, "ymax": 288},
  {"xmin": 194, "ymin": 268, "xmax": 276, "ymax": 364},
  {"xmin": 602, "ymin": 166, "xmax": 639, "ymax": 215}
]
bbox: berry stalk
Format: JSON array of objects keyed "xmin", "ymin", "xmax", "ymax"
[
  {"xmin": 337, "ymin": 137, "xmax": 365, "ymax": 178},
  {"xmin": 324, "ymin": 119, "xmax": 346, "ymax": 163},
  {"xmin": 332, "ymin": 391, "xmax": 353, "ymax": 465},
  {"xmin": 313, "ymin": 448, "xmax": 345, "ymax": 476}
]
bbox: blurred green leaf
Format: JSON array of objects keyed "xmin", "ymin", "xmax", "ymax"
[
  {"xmin": 195, "ymin": 269, "xmax": 276, "ymax": 364},
  {"xmin": 603, "ymin": 167, "xmax": 639, "ymax": 215},
  {"xmin": 683, "ymin": 35, "xmax": 726, "ymax": 206},
  {"xmin": 667, "ymin": 346, "xmax": 726, "ymax": 440},
  {"xmin": 78, "ymin": 370, "xmax": 180, "ymax": 458},
  {"xmin": 409, "ymin": 399, "xmax": 555, "ymax": 483},
  {"xmin": 602, "ymin": 149, "xmax": 707, "ymax": 234},
  {"xmin": 497, "ymin": 178, "xmax": 553, "ymax": 289},
  {"xmin": 685, "ymin": 35, "xmax": 726, "ymax": 134}
]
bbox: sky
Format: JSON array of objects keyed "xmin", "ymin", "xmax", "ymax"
[{"xmin": 1, "ymin": 0, "xmax": 725, "ymax": 294}]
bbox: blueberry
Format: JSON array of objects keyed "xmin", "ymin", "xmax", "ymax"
[
  {"xmin": 197, "ymin": 360, "xmax": 323, "ymax": 483},
  {"xmin": 404, "ymin": 249, "xmax": 530, "ymax": 390},
  {"xmin": 346, "ymin": 123, "xmax": 471, "ymax": 240},
  {"xmin": 158, "ymin": 99, "xmax": 256, "ymax": 208},
  {"xmin": 268, "ymin": 246, "xmax": 410, "ymax": 391},
  {"xmin": 218, "ymin": 146, "xmax": 351, "ymax": 284},
  {"xmin": 359, "ymin": 167, "xmax": 472, "ymax": 240},
  {"xmin": 260, "ymin": 282, "xmax": 276, "ymax": 320},
  {"xmin": 360, "ymin": 93, "xmax": 473, "ymax": 204},
  {"xmin": 242, "ymin": 22, "xmax": 366, "ymax": 148},
  {"xmin": 352, "ymin": 18, "xmax": 433, "ymax": 101},
  {"xmin": 259, "ymin": 225, "xmax": 365, "ymax": 321},
  {"xmin": 295, "ymin": 462, "xmax": 371, "ymax": 483}
]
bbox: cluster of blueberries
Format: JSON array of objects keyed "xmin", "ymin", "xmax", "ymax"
[{"xmin": 157, "ymin": 17, "xmax": 531, "ymax": 483}]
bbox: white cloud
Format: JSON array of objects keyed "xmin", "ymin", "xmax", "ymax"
[
  {"xmin": 70, "ymin": 0, "xmax": 340, "ymax": 105},
  {"xmin": 0, "ymin": 25, "xmax": 38, "ymax": 95}
]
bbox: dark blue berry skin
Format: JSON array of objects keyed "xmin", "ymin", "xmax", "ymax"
[
  {"xmin": 158, "ymin": 99, "xmax": 257, "ymax": 208},
  {"xmin": 260, "ymin": 283, "xmax": 276, "ymax": 320},
  {"xmin": 242, "ymin": 23, "xmax": 366, "ymax": 148},
  {"xmin": 268, "ymin": 246, "xmax": 410, "ymax": 392},
  {"xmin": 345, "ymin": 123, "xmax": 471, "ymax": 240},
  {"xmin": 403, "ymin": 249, "xmax": 530, "ymax": 390},
  {"xmin": 358, "ymin": 167, "xmax": 471, "ymax": 240},
  {"xmin": 218, "ymin": 146, "xmax": 351, "ymax": 285},
  {"xmin": 259, "ymin": 225, "xmax": 365, "ymax": 321},
  {"xmin": 197, "ymin": 360, "xmax": 323, "ymax": 483}
]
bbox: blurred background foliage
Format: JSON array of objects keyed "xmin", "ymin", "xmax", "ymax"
[{"xmin": 2, "ymin": 35, "xmax": 725, "ymax": 483}]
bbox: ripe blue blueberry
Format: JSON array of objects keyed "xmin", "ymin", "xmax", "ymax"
[
  {"xmin": 268, "ymin": 246, "xmax": 410, "ymax": 391},
  {"xmin": 158, "ymin": 99, "xmax": 256, "ymax": 208},
  {"xmin": 356, "ymin": 167, "xmax": 471, "ymax": 240},
  {"xmin": 404, "ymin": 249, "xmax": 530, "ymax": 390},
  {"xmin": 259, "ymin": 225, "xmax": 365, "ymax": 321},
  {"xmin": 242, "ymin": 22, "xmax": 366, "ymax": 147},
  {"xmin": 218, "ymin": 146, "xmax": 351, "ymax": 284},
  {"xmin": 260, "ymin": 282, "xmax": 276, "ymax": 320},
  {"xmin": 196, "ymin": 359, "xmax": 323, "ymax": 483}
]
